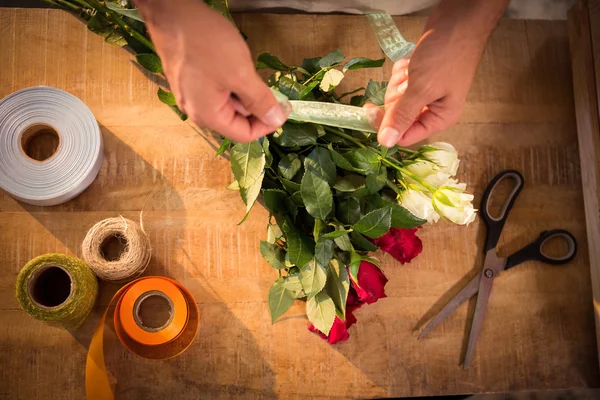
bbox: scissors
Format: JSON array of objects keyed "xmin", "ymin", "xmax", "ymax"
[{"xmin": 418, "ymin": 170, "xmax": 577, "ymax": 368}]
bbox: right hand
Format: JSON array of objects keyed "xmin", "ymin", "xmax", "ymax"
[{"xmin": 137, "ymin": 0, "xmax": 288, "ymax": 142}]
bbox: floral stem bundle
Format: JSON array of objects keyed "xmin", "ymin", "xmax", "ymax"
[{"xmin": 45, "ymin": 0, "xmax": 476, "ymax": 343}]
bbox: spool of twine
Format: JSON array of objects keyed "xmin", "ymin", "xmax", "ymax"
[
  {"xmin": 82, "ymin": 217, "xmax": 152, "ymax": 282},
  {"xmin": 15, "ymin": 253, "xmax": 98, "ymax": 330}
]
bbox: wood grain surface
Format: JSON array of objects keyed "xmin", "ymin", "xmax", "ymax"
[
  {"xmin": 569, "ymin": 0, "xmax": 600, "ymax": 372},
  {"xmin": 0, "ymin": 8, "xmax": 598, "ymax": 399}
]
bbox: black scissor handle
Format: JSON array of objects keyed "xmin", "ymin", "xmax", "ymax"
[
  {"xmin": 505, "ymin": 229, "xmax": 578, "ymax": 270},
  {"xmin": 480, "ymin": 170, "xmax": 525, "ymax": 252}
]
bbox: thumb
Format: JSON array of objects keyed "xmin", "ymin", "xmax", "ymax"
[
  {"xmin": 233, "ymin": 71, "xmax": 289, "ymax": 130},
  {"xmin": 378, "ymin": 87, "xmax": 428, "ymax": 148}
]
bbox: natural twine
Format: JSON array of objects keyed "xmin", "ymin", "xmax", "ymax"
[
  {"xmin": 82, "ymin": 217, "xmax": 152, "ymax": 282},
  {"xmin": 15, "ymin": 253, "xmax": 98, "ymax": 330}
]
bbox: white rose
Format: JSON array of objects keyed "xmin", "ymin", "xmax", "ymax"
[
  {"xmin": 422, "ymin": 142, "xmax": 460, "ymax": 176},
  {"xmin": 432, "ymin": 182, "xmax": 477, "ymax": 225},
  {"xmin": 405, "ymin": 161, "xmax": 451, "ymax": 188},
  {"xmin": 399, "ymin": 188, "xmax": 440, "ymax": 223}
]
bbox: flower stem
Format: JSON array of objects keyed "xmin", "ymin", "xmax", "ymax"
[
  {"xmin": 86, "ymin": 0, "xmax": 156, "ymax": 53},
  {"xmin": 382, "ymin": 158, "xmax": 438, "ymax": 193},
  {"xmin": 385, "ymin": 179, "xmax": 402, "ymax": 195},
  {"xmin": 323, "ymin": 126, "xmax": 367, "ymax": 149}
]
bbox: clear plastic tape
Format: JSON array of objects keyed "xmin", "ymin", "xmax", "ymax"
[
  {"xmin": 367, "ymin": 12, "xmax": 415, "ymax": 62},
  {"xmin": 290, "ymin": 100, "xmax": 379, "ymax": 133},
  {"xmin": 0, "ymin": 86, "xmax": 103, "ymax": 206}
]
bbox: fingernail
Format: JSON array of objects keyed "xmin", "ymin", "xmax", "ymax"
[
  {"xmin": 380, "ymin": 127, "xmax": 401, "ymax": 148},
  {"xmin": 264, "ymin": 105, "xmax": 288, "ymax": 127}
]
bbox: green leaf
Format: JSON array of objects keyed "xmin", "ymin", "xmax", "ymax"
[
  {"xmin": 298, "ymin": 80, "xmax": 320, "ymax": 99},
  {"xmin": 135, "ymin": 53, "xmax": 163, "ymax": 73},
  {"xmin": 204, "ymin": 0, "xmax": 235, "ymax": 23},
  {"xmin": 300, "ymin": 258, "xmax": 328, "ymax": 297},
  {"xmin": 353, "ymin": 206, "xmax": 392, "ymax": 238},
  {"xmin": 321, "ymin": 229, "xmax": 353, "ymax": 240},
  {"xmin": 329, "ymin": 146, "xmax": 364, "ymax": 173},
  {"xmin": 336, "ymin": 198, "xmax": 360, "ymax": 225},
  {"xmin": 157, "ymin": 88, "xmax": 177, "ymax": 106},
  {"xmin": 268, "ymin": 279, "xmax": 295, "ymax": 323},
  {"xmin": 365, "ymin": 195, "xmax": 425, "ymax": 228},
  {"xmin": 366, "ymin": 166, "xmax": 387, "ymax": 193},
  {"xmin": 105, "ymin": 2, "xmax": 145, "ymax": 22},
  {"xmin": 230, "ymin": 141, "xmax": 265, "ymax": 189},
  {"xmin": 260, "ymin": 241, "xmax": 286, "ymax": 269},
  {"xmin": 262, "ymin": 136, "xmax": 272, "ymax": 167},
  {"xmin": 365, "ymin": 80, "xmax": 388, "ymax": 106},
  {"xmin": 350, "ymin": 94, "xmax": 367, "ymax": 107},
  {"xmin": 306, "ymin": 291, "xmax": 336, "ymax": 335},
  {"xmin": 278, "ymin": 153, "xmax": 302, "ymax": 180},
  {"xmin": 350, "ymin": 231, "xmax": 379, "ymax": 252},
  {"xmin": 291, "ymin": 191, "xmax": 304, "ymax": 207},
  {"xmin": 263, "ymin": 189, "xmax": 287, "ymax": 216},
  {"xmin": 256, "ymin": 52, "xmax": 290, "ymax": 71},
  {"xmin": 305, "ymin": 148, "xmax": 336, "ymax": 184},
  {"xmin": 319, "ymin": 69, "xmax": 345, "ymax": 92},
  {"xmin": 325, "ymin": 259, "xmax": 349, "ymax": 318},
  {"xmin": 348, "ymin": 250, "xmax": 362, "ymax": 283},
  {"xmin": 273, "ymin": 122, "xmax": 318, "ymax": 147},
  {"xmin": 301, "ymin": 170, "xmax": 333, "ymax": 220},
  {"xmin": 280, "ymin": 178, "xmax": 301, "ymax": 194},
  {"xmin": 315, "ymin": 240, "xmax": 334, "ymax": 268},
  {"xmin": 284, "ymin": 197, "xmax": 298, "ymax": 219},
  {"xmin": 334, "ymin": 233, "xmax": 353, "ymax": 252},
  {"xmin": 301, "ymin": 57, "xmax": 321, "ymax": 74},
  {"xmin": 226, "ymin": 180, "xmax": 239, "ymax": 191},
  {"xmin": 318, "ymin": 49, "xmax": 344, "ymax": 68},
  {"xmin": 216, "ymin": 138, "xmax": 231, "ymax": 156},
  {"xmin": 282, "ymin": 274, "xmax": 305, "ymax": 298},
  {"xmin": 278, "ymin": 76, "xmax": 308, "ymax": 100},
  {"xmin": 282, "ymin": 219, "xmax": 315, "ymax": 268},
  {"xmin": 345, "ymin": 149, "xmax": 380, "ymax": 173},
  {"xmin": 333, "ymin": 174, "xmax": 366, "ymax": 192},
  {"xmin": 238, "ymin": 172, "xmax": 264, "ymax": 224},
  {"xmin": 343, "ymin": 57, "xmax": 385, "ymax": 72},
  {"xmin": 267, "ymin": 223, "xmax": 283, "ymax": 244}
]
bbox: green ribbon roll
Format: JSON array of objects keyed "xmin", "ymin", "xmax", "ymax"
[{"xmin": 16, "ymin": 253, "xmax": 99, "ymax": 330}]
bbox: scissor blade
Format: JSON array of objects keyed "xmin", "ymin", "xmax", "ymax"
[
  {"xmin": 463, "ymin": 271, "xmax": 496, "ymax": 368},
  {"xmin": 419, "ymin": 273, "xmax": 481, "ymax": 339}
]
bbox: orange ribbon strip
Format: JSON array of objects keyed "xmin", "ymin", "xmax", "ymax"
[{"xmin": 85, "ymin": 277, "xmax": 199, "ymax": 400}]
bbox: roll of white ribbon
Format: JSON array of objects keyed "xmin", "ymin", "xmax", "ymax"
[{"xmin": 0, "ymin": 86, "xmax": 103, "ymax": 206}]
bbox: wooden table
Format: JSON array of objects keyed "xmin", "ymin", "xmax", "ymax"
[{"xmin": 0, "ymin": 8, "xmax": 598, "ymax": 399}]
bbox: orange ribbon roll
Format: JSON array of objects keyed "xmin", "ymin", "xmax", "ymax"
[{"xmin": 86, "ymin": 277, "xmax": 199, "ymax": 400}]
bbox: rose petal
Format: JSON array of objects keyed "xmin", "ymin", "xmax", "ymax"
[{"xmin": 351, "ymin": 261, "xmax": 388, "ymax": 305}]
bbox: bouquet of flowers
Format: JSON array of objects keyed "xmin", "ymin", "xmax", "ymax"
[{"xmin": 45, "ymin": 0, "xmax": 476, "ymax": 343}]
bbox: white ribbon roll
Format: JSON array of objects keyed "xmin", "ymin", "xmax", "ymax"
[{"xmin": 0, "ymin": 86, "xmax": 103, "ymax": 206}]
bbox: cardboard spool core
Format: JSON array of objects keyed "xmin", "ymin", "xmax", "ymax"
[
  {"xmin": 134, "ymin": 291, "xmax": 174, "ymax": 331},
  {"xmin": 28, "ymin": 265, "xmax": 73, "ymax": 309},
  {"xmin": 20, "ymin": 124, "xmax": 61, "ymax": 162},
  {"xmin": 100, "ymin": 234, "xmax": 128, "ymax": 262}
]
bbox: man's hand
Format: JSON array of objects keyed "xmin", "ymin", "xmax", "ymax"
[
  {"xmin": 377, "ymin": 0, "xmax": 509, "ymax": 148},
  {"xmin": 136, "ymin": 0, "xmax": 288, "ymax": 142}
]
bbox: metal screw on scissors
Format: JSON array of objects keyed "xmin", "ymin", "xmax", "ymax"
[{"xmin": 418, "ymin": 170, "xmax": 578, "ymax": 368}]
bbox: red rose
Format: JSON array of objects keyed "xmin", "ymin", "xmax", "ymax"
[
  {"xmin": 371, "ymin": 227, "xmax": 422, "ymax": 264},
  {"xmin": 350, "ymin": 261, "xmax": 388, "ymax": 305}
]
